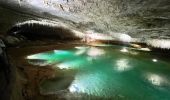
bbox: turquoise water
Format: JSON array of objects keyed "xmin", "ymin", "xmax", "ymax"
[{"xmin": 26, "ymin": 45, "xmax": 170, "ymax": 100}]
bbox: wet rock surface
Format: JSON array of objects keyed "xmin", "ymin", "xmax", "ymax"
[{"xmin": 7, "ymin": 42, "xmax": 83, "ymax": 100}]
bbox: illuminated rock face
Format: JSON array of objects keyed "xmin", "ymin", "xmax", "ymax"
[
  {"xmin": 7, "ymin": 20, "xmax": 84, "ymax": 40},
  {"xmin": 0, "ymin": 0, "xmax": 170, "ymax": 39}
]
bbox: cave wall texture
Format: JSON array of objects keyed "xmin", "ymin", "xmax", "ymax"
[{"xmin": 0, "ymin": 0, "xmax": 170, "ymax": 39}]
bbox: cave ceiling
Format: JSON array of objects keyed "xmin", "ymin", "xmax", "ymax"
[{"xmin": 0, "ymin": 0, "xmax": 170, "ymax": 39}]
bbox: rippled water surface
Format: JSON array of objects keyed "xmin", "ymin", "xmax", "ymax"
[{"xmin": 26, "ymin": 45, "xmax": 170, "ymax": 100}]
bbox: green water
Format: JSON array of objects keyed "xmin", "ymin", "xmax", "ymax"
[{"xmin": 26, "ymin": 45, "xmax": 170, "ymax": 100}]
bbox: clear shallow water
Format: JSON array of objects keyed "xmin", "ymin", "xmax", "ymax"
[{"xmin": 26, "ymin": 45, "xmax": 170, "ymax": 100}]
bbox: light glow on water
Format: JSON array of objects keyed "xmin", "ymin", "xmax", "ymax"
[
  {"xmin": 75, "ymin": 46, "xmax": 89, "ymax": 50},
  {"xmin": 146, "ymin": 74, "xmax": 169, "ymax": 86},
  {"xmin": 152, "ymin": 59, "xmax": 158, "ymax": 62},
  {"xmin": 115, "ymin": 59, "xmax": 132, "ymax": 72},
  {"xmin": 148, "ymin": 74, "xmax": 162, "ymax": 86},
  {"xmin": 68, "ymin": 72, "xmax": 109, "ymax": 97},
  {"xmin": 75, "ymin": 49, "xmax": 86, "ymax": 55},
  {"xmin": 87, "ymin": 47, "xmax": 105, "ymax": 57},
  {"xmin": 120, "ymin": 47, "xmax": 128, "ymax": 53},
  {"xmin": 55, "ymin": 59, "xmax": 86, "ymax": 69},
  {"xmin": 75, "ymin": 46, "xmax": 88, "ymax": 55},
  {"xmin": 26, "ymin": 50, "xmax": 77, "ymax": 65},
  {"xmin": 139, "ymin": 48, "xmax": 151, "ymax": 51}
]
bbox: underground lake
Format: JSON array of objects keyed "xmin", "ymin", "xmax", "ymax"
[
  {"xmin": 1, "ymin": 0, "xmax": 170, "ymax": 100},
  {"xmin": 9, "ymin": 43, "xmax": 170, "ymax": 100}
]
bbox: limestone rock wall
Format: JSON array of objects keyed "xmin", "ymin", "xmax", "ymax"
[
  {"xmin": 47, "ymin": 0, "xmax": 170, "ymax": 38},
  {"xmin": 0, "ymin": 0, "xmax": 170, "ymax": 39}
]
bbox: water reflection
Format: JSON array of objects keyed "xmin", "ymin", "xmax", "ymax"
[
  {"xmin": 152, "ymin": 59, "xmax": 158, "ymax": 62},
  {"xmin": 120, "ymin": 47, "xmax": 128, "ymax": 53},
  {"xmin": 115, "ymin": 59, "xmax": 131, "ymax": 72},
  {"xmin": 56, "ymin": 59, "xmax": 86, "ymax": 69},
  {"xmin": 26, "ymin": 45, "xmax": 170, "ymax": 99},
  {"xmin": 87, "ymin": 47, "xmax": 105, "ymax": 57},
  {"xmin": 68, "ymin": 71, "xmax": 111, "ymax": 97},
  {"xmin": 27, "ymin": 50, "xmax": 77, "ymax": 66},
  {"xmin": 146, "ymin": 73, "xmax": 169, "ymax": 87},
  {"xmin": 148, "ymin": 74, "xmax": 163, "ymax": 86}
]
